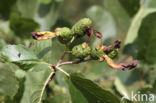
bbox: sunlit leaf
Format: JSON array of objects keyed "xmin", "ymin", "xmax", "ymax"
[
  {"xmin": 114, "ymin": 77, "xmax": 130, "ymax": 98},
  {"xmin": 125, "ymin": 0, "xmax": 156, "ymax": 45},
  {"xmin": 121, "ymin": 99, "xmax": 133, "ymax": 103},
  {"xmin": 0, "ymin": 44, "xmax": 37, "ymax": 62},
  {"xmin": 21, "ymin": 64, "xmax": 54, "ymax": 103},
  {"xmin": 30, "ymin": 39, "xmax": 52, "ymax": 63}
]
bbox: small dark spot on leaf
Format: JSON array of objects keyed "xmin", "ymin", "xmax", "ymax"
[{"xmin": 18, "ymin": 53, "xmax": 21, "ymax": 57}]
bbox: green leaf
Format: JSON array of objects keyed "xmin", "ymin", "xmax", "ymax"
[
  {"xmin": 153, "ymin": 79, "xmax": 156, "ymax": 93},
  {"xmin": 35, "ymin": 1, "xmax": 60, "ymax": 30},
  {"xmin": 0, "ymin": 0, "xmax": 16, "ymax": 20},
  {"xmin": 125, "ymin": 0, "xmax": 156, "ymax": 45},
  {"xmin": 40, "ymin": 0, "xmax": 52, "ymax": 4},
  {"xmin": 0, "ymin": 39, "xmax": 6, "ymax": 50},
  {"xmin": 0, "ymin": 63, "xmax": 19, "ymax": 98},
  {"xmin": 43, "ymin": 94, "xmax": 70, "ymax": 103},
  {"xmin": 66, "ymin": 76, "xmax": 89, "ymax": 103},
  {"xmin": 0, "ymin": 44, "xmax": 38, "ymax": 62},
  {"xmin": 30, "ymin": 39, "xmax": 52, "ymax": 63},
  {"xmin": 51, "ymin": 18, "xmax": 72, "ymax": 30},
  {"xmin": 102, "ymin": 0, "xmax": 130, "ymax": 34},
  {"xmin": 118, "ymin": 0, "xmax": 140, "ymax": 16},
  {"xmin": 55, "ymin": 65, "xmax": 75, "ymax": 87},
  {"xmin": 7, "ymin": 78, "xmax": 25, "ymax": 103},
  {"xmin": 15, "ymin": 69, "xmax": 26, "ymax": 79},
  {"xmin": 86, "ymin": 5, "xmax": 117, "ymax": 41},
  {"xmin": 114, "ymin": 77, "xmax": 130, "ymax": 99},
  {"xmin": 13, "ymin": 59, "xmax": 41, "ymax": 70},
  {"xmin": 117, "ymin": 69, "xmax": 141, "ymax": 85},
  {"xmin": 136, "ymin": 12, "xmax": 156, "ymax": 64},
  {"xmin": 21, "ymin": 64, "xmax": 54, "ymax": 103},
  {"xmin": 86, "ymin": 61, "xmax": 115, "ymax": 80},
  {"xmin": 17, "ymin": 0, "xmax": 39, "ymax": 19},
  {"xmin": 121, "ymin": 99, "xmax": 133, "ymax": 103},
  {"xmin": 10, "ymin": 13, "xmax": 39, "ymax": 39},
  {"xmin": 51, "ymin": 40, "xmax": 65, "ymax": 65},
  {"xmin": 68, "ymin": 73, "xmax": 121, "ymax": 103}
]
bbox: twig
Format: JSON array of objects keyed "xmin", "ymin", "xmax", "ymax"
[
  {"xmin": 103, "ymin": 40, "xmax": 121, "ymax": 52},
  {"xmin": 56, "ymin": 67, "xmax": 70, "ymax": 76},
  {"xmin": 56, "ymin": 37, "xmax": 75, "ymax": 66},
  {"xmin": 38, "ymin": 70, "xmax": 55, "ymax": 103},
  {"xmin": 57, "ymin": 58, "xmax": 91, "ymax": 67},
  {"xmin": 56, "ymin": 46, "xmax": 68, "ymax": 66}
]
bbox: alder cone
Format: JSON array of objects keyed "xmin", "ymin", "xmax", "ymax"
[
  {"xmin": 107, "ymin": 49, "xmax": 118, "ymax": 59},
  {"xmin": 58, "ymin": 27, "xmax": 73, "ymax": 44},
  {"xmin": 71, "ymin": 18, "xmax": 92, "ymax": 36},
  {"xmin": 90, "ymin": 47, "xmax": 104, "ymax": 60},
  {"xmin": 72, "ymin": 43, "xmax": 91, "ymax": 59}
]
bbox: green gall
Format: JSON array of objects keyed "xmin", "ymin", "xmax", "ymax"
[
  {"xmin": 71, "ymin": 18, "xmax": 92, "ymax": 36},
  {"xmin": 58, "ymin": 27, "xmax": 73, "ymax": 44},
  {"xmin": 90, "ymin": 46, "xmax": 104, "ymax": 60},
  {"xmin": 72, "ymin": 42, "xmax": 91, "ymax": 59},
  {"xmin": 107, "ymin": 49, "xmax": 118, "ymax": 59}
]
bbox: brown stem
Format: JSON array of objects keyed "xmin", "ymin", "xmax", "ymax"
[
  {"xmin": 94, "ymin": 30, "xmax": 103, "ymax": 46},
  {"xmin": 56, "ymin": 37, "xmax": 75, "ymax": 66},
  {"xmin": 86, "ymin": 26, "xmax": 94, "ymax": 45},
  {"xmin": 56, "ymin": 47, "xmax": 67, "ymax": 66},
  {"xmin": 47, "ymin": 65, "xmax": 57, "ymax": 83},
  {"xmin": 103, "ymin": 40, "xmax": 121, "ymax": 52}
]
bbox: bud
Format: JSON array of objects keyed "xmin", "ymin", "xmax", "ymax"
[
  {"xmin": 71, "ymin": 18, "xmax": 92, "ymax": 36},
  {"xmin": 72, "ymin": 42, "xmax": 91, "ymax": 59}
]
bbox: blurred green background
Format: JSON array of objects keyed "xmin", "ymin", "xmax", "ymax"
[{"xmin": 0, "ymin": 0, "xmax": 156, "ymax": 103}]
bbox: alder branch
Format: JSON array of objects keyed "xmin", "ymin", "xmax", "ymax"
[
  {"xmin": 56, "ymin": 37, "xmax": 75, "ymax": 66},
  {"xmin": 56, "ymin": 47, "xmax": 68, "ymax": 66},
  {"xmin": 57, "ymin": 58, "xmax": 91, "ymax": 67}
]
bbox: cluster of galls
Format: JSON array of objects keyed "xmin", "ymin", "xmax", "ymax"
[
  {"xmin": 32, "ymin": 18, "xmax": 139, "ymax": 71},
  {"xmin": 72, "ymin": 41, "xmax": 139, "ymax": 70},
  {"xmin": 32, "ymin": 18, "xmax": 93, "ymax": 43}
]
